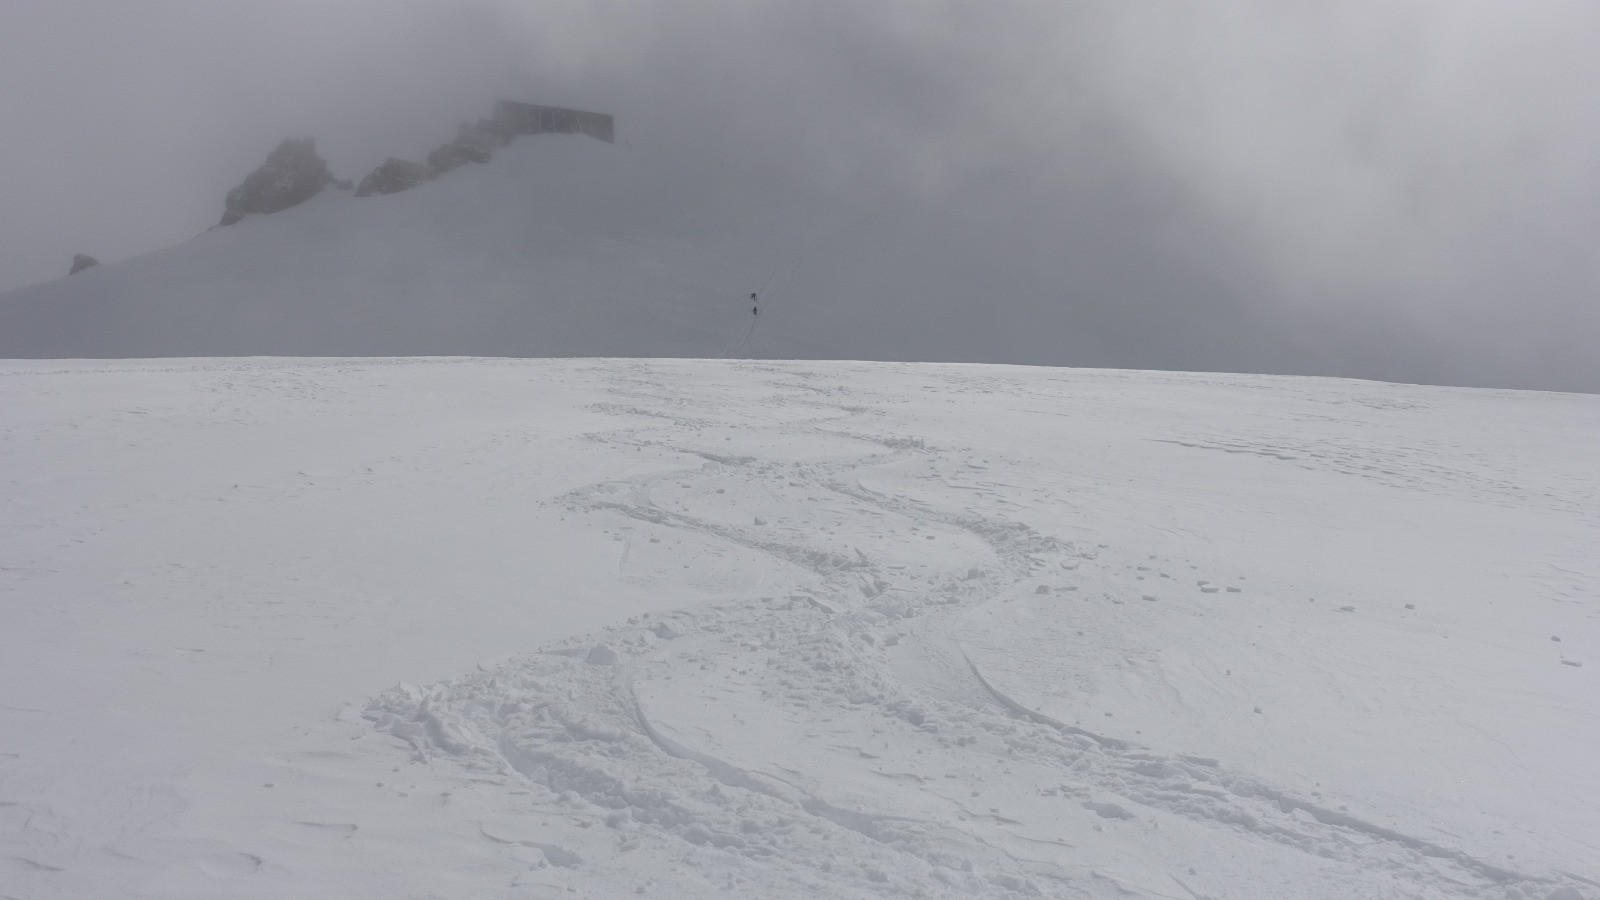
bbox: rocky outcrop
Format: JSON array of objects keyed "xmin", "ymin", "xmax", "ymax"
[
  {"xmin": 340, "ymin": 101, "xmax": 618, "ymax": 203},
  {"xmin": 425, "ymin": 141, "xmax": 492, "ymax": 176},
  {"xmin": 354, "ymin": 158, "xmax": 435, "ymax": 197},
  {"xmin": 69, "ymin": 253, "xmax": 99, "ymax": 275},
  {"xmin": 354, "ymin": 103, "xmax": 615, "ymax": 200},
  {"xmin": 493, "ymin": 101, "xmax": 614, "ymax": 143},
  {"xmin": 425, "ymin": 118, "xmax": 509, "ymax": 175},
  {"xmin": 357, "ymin": 117, "xmax": 510, "ymax": 194},
  {"xmin": 220, "ymin": 138, "xmax": 342, "ymax": 226}
]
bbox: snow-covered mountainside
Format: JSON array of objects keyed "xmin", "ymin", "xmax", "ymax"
[
  {"xmin": 0, "ymin": 136, "xmax": 839, "ymax": 360},
  {"xmin": 1, "ymin": 357, "xmax": 1595, "ymax": 899}
]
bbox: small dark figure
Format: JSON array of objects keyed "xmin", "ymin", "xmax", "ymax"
[{"xmin": 751, "ymin": 292, "xmax": 759, "ymax": 315}]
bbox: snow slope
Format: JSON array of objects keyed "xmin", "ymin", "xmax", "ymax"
[
  {"xmin": 0, "ymin": 136, "xmax": 840, "ymax": 360},
  {"xmin": 1, "ymin": 358, "xmax": 1596, "ymax": 899}
]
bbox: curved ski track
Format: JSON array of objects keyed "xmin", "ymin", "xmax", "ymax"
[{"xmin": 367, "ymin": 364, "xmax": 1589, "ymax": 899}]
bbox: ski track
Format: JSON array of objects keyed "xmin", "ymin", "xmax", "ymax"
[{"xmin": 365, "ymin": 364, "xmax": 1591, "ymax": 900}]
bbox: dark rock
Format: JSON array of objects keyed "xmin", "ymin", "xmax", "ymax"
[
  {"xmin": 220, "ymin": 138, "xmax": 340, "ymax": 226},
  {"xmin": 426, "ymin": 140, "xmax": 492, "ymax": 176},
  {"xmin": 354, "ymin": 157, "xmax": 434, "ymax": 198},
  {"xmin": 424, "ymin": 119, "xmax": 511, "ymax": 176},
  {"xmin": 69, "ymin": 253, "xmax": 99, "ymax": 275},
  {"xmin": 493, "ymin": 101, "xmax": 614, "ymax": 143}
]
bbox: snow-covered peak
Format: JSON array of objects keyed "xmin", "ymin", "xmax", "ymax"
[{"xmin": 0, "ymin": 134, "xmax": 810, "ymax": 359}]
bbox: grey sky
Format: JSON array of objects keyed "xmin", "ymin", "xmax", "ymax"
[{"xmin": 1, "ymin": 1, "xmax": 1596, "ymax": 390}]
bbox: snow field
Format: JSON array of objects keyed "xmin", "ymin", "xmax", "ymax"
[{"xmin": 2, "ymin": 358, "xmax": 1596, "ymax": 898}]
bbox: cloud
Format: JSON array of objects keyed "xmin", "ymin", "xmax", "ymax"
[{"xmin": 1, "ymin": 1, "xmax": 1596, "ymax": 390}]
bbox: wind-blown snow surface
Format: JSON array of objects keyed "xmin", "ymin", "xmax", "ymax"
[{"xmin": 1, "ymin": 358, "xmax": 1596, "ymax": 899}]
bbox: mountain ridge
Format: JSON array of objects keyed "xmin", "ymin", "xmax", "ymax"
[{"xmin": 0, "ymin": 135, "xmax": 819, "ymax": 359}]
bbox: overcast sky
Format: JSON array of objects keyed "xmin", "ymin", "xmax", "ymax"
[{"xmin": 2, "ymin": 1, "xmax": 1597, "ymax": 390}]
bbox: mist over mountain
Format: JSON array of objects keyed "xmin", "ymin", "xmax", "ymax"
[
  {"xmin": 3, "ymin": 7, "xmax": 1597, "ymax": 896},
  {"xmin": 2, "ymin": 2, "xmax": 1598, "ymax": 391},
  {"xmin": 0, "ymin": 124, "xmax": 1377, "ymax": 373},
  {"xmin": 0, "ymin": 122, "xmax": 1575, "ymax": 392}
]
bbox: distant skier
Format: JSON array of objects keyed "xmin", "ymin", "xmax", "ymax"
[{"xmin": 750, "ymin": 292, "xmax": 759, "ymax": 316}]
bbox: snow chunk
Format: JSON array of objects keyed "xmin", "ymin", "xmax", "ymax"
[
  {"xmin": 1084, "ymin": 800, "xmax": 1135, "ymax": 820},
  {"xmin": 585, "ymin": 643, "xmax": 620, "ymax": 666}
]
